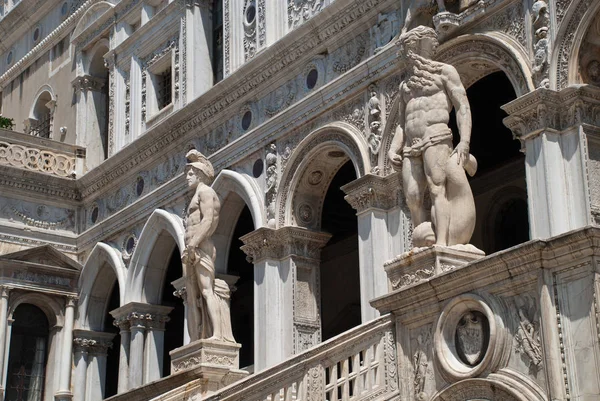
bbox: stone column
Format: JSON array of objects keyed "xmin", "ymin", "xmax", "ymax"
[
  {"xmin": 111, "ymin": 316, "xmax": 130, "ymax": 393},
  {"xmin": 142, "ymin": 306, "xmax": 172, "ymax": 383},
  {"xmin": 503, "ymin": 86, "xmax": 599, "ymax": 239},
  {"xmin": 55, "ymin": 296, "xmax": 77, "ymax": 401},
  {"xmin": 72, "ymin": 330, "xmax": 115, "ymax": 401},
  {"xmin": 342, "ymin": 172, "xmax": 408, "ymax": 321},
  {"xmin": 111, "ymin": 302, "xmax": 173, "ymax": 388},
  {"xmin": 0, "ymin": 286, "xmax": 10, "ymax": 399},
  {"xmin": 172, "ymin": 277, "xmax": 190, "ymax": 345},
  {"xmin": 72, "ymin": 339, "xmax": 90, "ymax": 401},
  {"xmin": 2, "ymin": 318, "xmax": 13, "ymax": 392},
  {"xmin": 241, "ymin": 226, "xmax": 331, "ymax": 371}
]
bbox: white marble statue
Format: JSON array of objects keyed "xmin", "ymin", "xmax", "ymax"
[
  {"xmin": 388, "ymin": 26, "xmax": 477, "ymax": 247},
  {"xmin": 183, "ymin": 149, "xmax": 235, "ymax": 342}
]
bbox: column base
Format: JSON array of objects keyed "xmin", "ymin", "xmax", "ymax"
[
  {"xmin": 54, "ymin": 390, "xmax": 73, "ymax": 401},
  {"xmin": 170, "ymin": 339, "xmax": 248, "ymax": 394},
  {"xmin": 385, "ymin": 244, "xmax": 485, "ymax": 292}
]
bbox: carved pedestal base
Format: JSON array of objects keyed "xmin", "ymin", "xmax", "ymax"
[
  {"xmin": 384, "ymin": 245, "xmax": 485, "ymax": 292},
  {"xmin": 169, "ymin": 339, "xmax": 248, "ymax": 395}
]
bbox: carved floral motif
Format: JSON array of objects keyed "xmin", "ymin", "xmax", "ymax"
[{"xmin": 288, "ymin": 0, "xmax": 323, "ymax": 30}]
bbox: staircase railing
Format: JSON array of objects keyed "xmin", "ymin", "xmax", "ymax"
[{"xmin": 204, "ymin": 314, "xmax": 398, "ymax": 401}]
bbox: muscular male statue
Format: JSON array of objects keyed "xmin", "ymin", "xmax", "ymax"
[
  {"xmin": 183, "ymin": 149, "xmax": 232, "ymax": 341},
  {"xmin": 388, "ymin": 26, "xmax": 477, "ymax": 247}
]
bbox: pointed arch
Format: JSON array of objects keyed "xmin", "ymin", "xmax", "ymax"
[
  {"xmin": 277, "ymin": 121, "xmax": 370, "ymax": 228},
  {"xmin": 126, "ymin": 209, "xmax": 185, "ymax": 304},
  {"xmin": 78, "ymin": 242, "xmax": 127, "ymax": 330},
  {"xmin": 212, "ymin": 169, "xmax": 264, "ymax": 273}
]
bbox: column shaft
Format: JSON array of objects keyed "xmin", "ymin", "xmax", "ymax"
[
  {"xmin": 117, "ymin": 329, "xmax": 130, "ymax": 393},
  {"xmin": 128, "ymin": 325, "xmax": 145, "ymax": 388},
  {"xmin": 72, "ymin": 350, "xmax": 88, "ymax": 401},
  {"xmin": 56, "ymin": 297, "xmax": 76, "ymax": 401},
  {"xmin": 0, "ymin": 287, "xmax": 10, "ymax": 397}
]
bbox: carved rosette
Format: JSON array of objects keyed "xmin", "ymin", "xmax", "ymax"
[
  {"xmin": 341, "ymin": 173, "xmax": 401, "ymax": 213},
  {"xmin": 240, "ymin": 226, "xmax": 331, "ymax": 263},
  {"xmin": 502, "ymin": 86, "xmax": 600, "ymax": 140}
]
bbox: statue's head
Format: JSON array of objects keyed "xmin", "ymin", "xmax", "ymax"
[
  {"xmin": 185, "ymin": 149, "xmax": 214, "ymax": 188},
  {"xmin": 398, "ymin": 26, "xmax": 439, "ymax": 60}
]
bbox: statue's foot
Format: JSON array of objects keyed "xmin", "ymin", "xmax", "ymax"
[{"xmin": 413, "ymin": 222, "xmax": 435, "ymax": 247}]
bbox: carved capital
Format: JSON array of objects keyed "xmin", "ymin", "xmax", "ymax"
[
  {"xmin": 240, "ymin": 227, "xmax": 331, "ymax": 263},
  {"xmin": 341, "ymin": 172, "xmax": 401, "ymax": 213},
  {"xmin": 72, "ymin": 74, "xmax": 106, "ymax": 93},
  {"xmin": 66, "ymin": 295, "xmax": 79, "ymax": 308},
  {"xmin": 73, "ymin": 330, "xmax": 115, "ymax": 355},
  {"xmin": 110, "ymin": 302, "xmax": 173, "ymax": 331},
  {"xmin": 0, "ymin": 286, "xmax": 11, "ymax": 299},
  {"xmin": 502, "ymin": 86, "xmax": 600, "ymax": 140}
]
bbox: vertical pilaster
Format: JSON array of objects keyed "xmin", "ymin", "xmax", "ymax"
[
  {"xmin": 503, "ymin": 87, "xmax": 599, "ymax": 239},
  {"xmin": 184, "ymin": 0, "xmax": 213, "ymax": 102},
  {"xmin": 342, "ymin": 173, "xmax": 407, "ymax": 321},
  {"xmin": 2, "ymin": 318, "xmax": 12, "ymax": 393},
  {"xmin": 241, "ymin": 226, "xmax": 330, "ymax": 371},
  {"xmin": 55, "ymin": 296, "xmax": 77, "ymax": 401},
  {"xmin": 0, "ymin": 286, "xmax": 10, "ymax": 400}
]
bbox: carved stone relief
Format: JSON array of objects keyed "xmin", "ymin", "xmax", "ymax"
[
  {"xmin": 264, "ymin": 81, "xmax": 297, "ymax": 118},
  {"xmin": 531, "ymin": 0, "xmax": 550, "ymax": 88},
  {"xmin": 331, "ymin": 32, "xmax": 368, "ymax": 75},
  {"xmin": 475, "ymin": 1, "xmax": 526, "ymax": 48},
  {"xmin": 513, "ymin": 294, "xmax": 543, "ymax": 373},
  {"xmin": 0, "ymin": 200, "xmax": 75, "ymax": 231},
  {"xmin": 413, "ymin": 325, "xmax": 432, "ymax": 400},
  {"xmin": 243, "ymin": 0, "xmax": 257, "ymax": 61},
  {"xmin": 288, "ymin": 0, "xmax": 324, "ymax": 30},
  {"xmin": 265, "ymin": 143, "xmax": 278, "ymax": 228},
  {"xmin": 372, "ymin": 11, "xmax": 400, "ymax": 54},
  {"xmin": 367, "ymin": 83, "xmax": 383, "ymax": 172}
]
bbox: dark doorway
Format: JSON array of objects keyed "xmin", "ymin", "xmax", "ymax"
[
  {"xmin": 161, "ymin": 248, "xmax": 185, "ymax": 376},
  {"xmin": 227, "ymin": 205, "xmax": 255, "ymax": 369},
  {"xmin": 104, "ymin": 282, "xmax": 120, "ymax": 398},
  {"xmin": 5, "ymin": 304, "xmax": 49, "ymax": 401},
  {"xmin": 320, "ymin": 160, "xmax": 361, "ymax": 341},
  {"xmin": 449, "ymin": 71, "xmax": 529, "ymax": 253}
]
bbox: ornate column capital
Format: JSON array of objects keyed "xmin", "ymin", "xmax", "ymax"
[
  {"xmin": 72, "ymin": 74, "xmax": 106, "ymax": 93},
  {"xmin": 0, "ymin": 286, "xmax": 11, "ymax": 299},
  {"xmin": 240, "ymin": 226, "xmax": 332, "ymax": 263},
  {"xmin": 65, "ymin": 295, "xmax": 79, "ymax": 308},
  {"xmin": 502, "ymin": 86, "xmax": 600, "ymax": 140},
  {"xmin": 341, "ymin": 172, "xmax": 402, "ymax": 213},
  {"xmin": 110, "ymin": 302, "xmax": 173, "ymax": 331},
  {"xmin": 73, "ymin": 330, "xmax": 115, "ymax": 355}
]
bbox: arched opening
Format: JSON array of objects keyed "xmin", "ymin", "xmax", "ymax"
[
  {"xmin": 320, "ymin": 160, "xmax": 361, "ymax": 340},
  {"xmin": 449, "ymin": 71, "xmax": 529, "ymax": 254},
  {"xmin": 88, "ymin": 45, "xmax": 110, "ymax": 162},
  {"xmin": 161, "ymin": 248, "xmax": 184, "ymax": 377},
  {"xmin": 5, "ymin": 304, "xmax": 49, "ymax": 401},
  {"xmin": 226, "ymin": 204, "xmax": 254, "ymax": 369},
  {"xmin": 104, "ymin": 283, "xmax": 120, "ymax": 398},
  {"xmin": 30, "ymin": 91, "xmax": 53, "ymax": 138}
]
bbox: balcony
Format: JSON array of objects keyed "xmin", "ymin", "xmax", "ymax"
[{"xmin": 0, "ymin": 128, "xmax": 85, "ymax": 178}]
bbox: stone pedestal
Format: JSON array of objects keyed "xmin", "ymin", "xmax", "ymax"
[
  {"xmin": 169, "ymin": 339, "xmax": 248, "ymax": 395},
  {"xmin": 384, "ymin": 245, "xmax": 485, "ymax": 292}
]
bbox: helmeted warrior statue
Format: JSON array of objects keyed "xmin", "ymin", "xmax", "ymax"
[{"xmin": 183, "ymin": 149, "xmax": 235, "ymax": 342}]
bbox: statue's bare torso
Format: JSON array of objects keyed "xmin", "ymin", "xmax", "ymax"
[{"xmin": 185, "ymin": 183, "xmax": 220, "ymax": 261}]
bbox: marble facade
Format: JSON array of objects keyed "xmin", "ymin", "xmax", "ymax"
[{"xmin": 0, "ymin": 0, "xmax": 599, "ymax": 400}]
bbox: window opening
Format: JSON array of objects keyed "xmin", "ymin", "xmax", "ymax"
[
  {"xmin": 5, "ymin": 304, "xmax": 49, "ymax": 401},
  {"xmin": 157, "ymin": 68, "xmax": 172, "ymax": 110},
  {"xmin": 30, "ymin": 112, "xmax": 51, "ymax": 138}
]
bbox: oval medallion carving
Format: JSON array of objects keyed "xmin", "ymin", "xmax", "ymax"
[{"xmin": 455, "ymin": 311, "xmax": 489, "ymax": 367}]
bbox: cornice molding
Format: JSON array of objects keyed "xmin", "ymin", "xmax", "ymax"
[{"xmin": 502, "ymin": 85, "xmax": 600, "ymax": 139}]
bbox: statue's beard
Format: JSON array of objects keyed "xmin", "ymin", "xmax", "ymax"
[{"xmin": 405, "ymin": 50, "xmax": 442, "ymax": 91}]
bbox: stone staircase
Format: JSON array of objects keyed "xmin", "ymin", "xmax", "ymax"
[{"xmin": 153, "ymin": 314, "xmax": 399, "ymax": 401}]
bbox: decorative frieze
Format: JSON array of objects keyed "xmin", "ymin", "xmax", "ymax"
[
  {"xmin": 240, "ymin": 226, "xmax": 331, "ymax": 263},
  {"xmin": 288, "ymin": 0, "xmax": 323, "ymax": 30},
  {"xmin": 265, "ymin": 143, "xmax": 278, "ymax": 228},
  {"xmin": 341, "ymin": 172, "xmax": 401, "ymax": 213},
  {"xmin": 502, "ymin": 86, "xmax": 600, "ymax": 139},
  {"xmin": 0, "ymin": 142, "xmax": 77, "ymax": 178}
]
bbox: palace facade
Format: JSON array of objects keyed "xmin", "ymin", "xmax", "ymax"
[{"xmin": 0, "ymin": 0, "xmax": 599, "ymax": 399}]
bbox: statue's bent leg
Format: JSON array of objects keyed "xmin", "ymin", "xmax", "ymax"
[
  {"xmin": 198, "ymin": 267, "xmax": 222, "ymax": 340},
  {"xmin": 402, "ymin": 156, "xmax": 428, "ymax": 227},
  {"xmin": 423, "ymin": 143, "xmax": 452, "ymax": 246}
]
